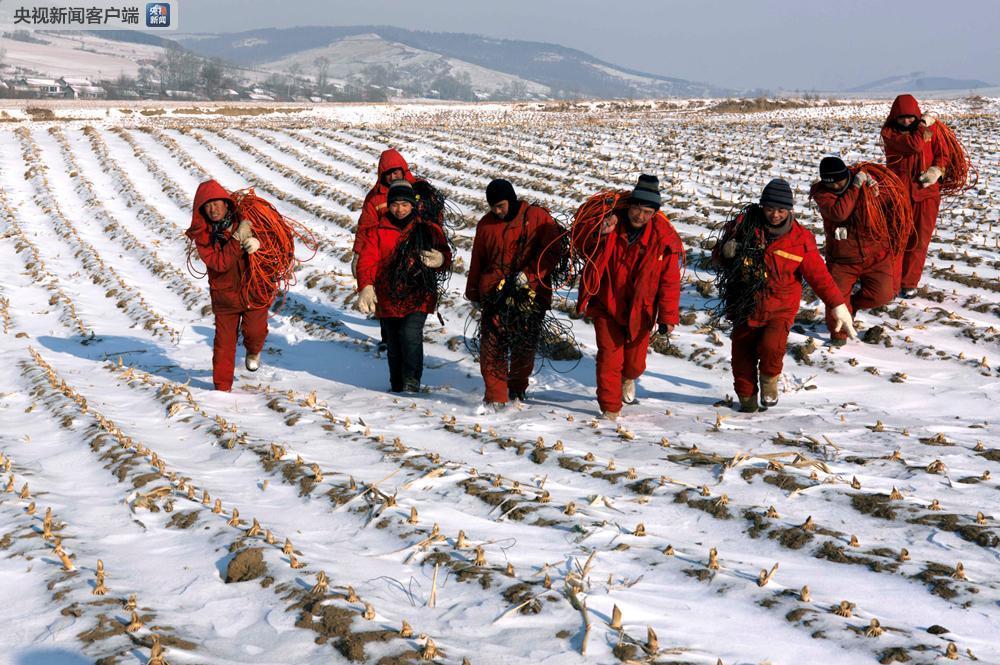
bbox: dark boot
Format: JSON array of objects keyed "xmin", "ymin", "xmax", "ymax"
[{"xmin": 738, "ymin": 394, "xmax": 759, "ymax": 413}]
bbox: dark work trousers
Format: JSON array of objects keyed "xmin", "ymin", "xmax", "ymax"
[{"xmin": 379, "ymin": 312, "xmax": 428, "ymax": 391}]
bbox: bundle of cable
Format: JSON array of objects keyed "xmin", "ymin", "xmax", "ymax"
[
  {"xmin": 853, "ymin": 163, "xmax": 914, "ymax": 256},
  {"xmin": 232, "ymin": 188, "xmax": 317, "ymax": 310}
]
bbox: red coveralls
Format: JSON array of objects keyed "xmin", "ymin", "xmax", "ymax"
[
  {"xmin": 465, "ymin": 201, "xmax": 563, "ymax": 403},
  {"xmin": 576, "ymin": 210, "xmax": 683, "ymax": 414},
  {"xmin": 185, "ymin": 180, "xmax": 269, "ymax": 392},
  {"xmin": 713, "ymin": 218, "xmax": 844, "ymax": 399},
  {"xmin": 352, "ymin": 149, "xmax": 416, "ymax": 256},
  {"xmin": 881, "ymin": 94, "xmax": 949, "ymax": 291},
  {"xmin": 810, "ymin": 173, "xmax": 894, "ymax": 340}
]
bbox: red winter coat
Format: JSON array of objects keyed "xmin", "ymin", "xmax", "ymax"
[
  {"xmin": 465, "ymin": 201, "xmax": 563, "ymax": 308},
  {"xmin": 185, "ymin": 180, "xmax": 250, "ymax": 313},
  {"xmin": 713, "ymin": 217, "xmax": 844, "ymax": 328},
  {"xmin": 575, "ymin": 209, "xmax": 684, "ymax": 341},
  {"xmin": 809, "ymin": 171, "xmax": 891, "ymax": 264},
  {"xmin": 881, "ymin": 94, "xmax": 949, "ymax": 203},
  {"xmin": 352, "ymin": 149, "xmax": 416, "ymax": 255},
  {"xmin": 356, "ymin": 213, "xmax": 452, "ymax": 319}
]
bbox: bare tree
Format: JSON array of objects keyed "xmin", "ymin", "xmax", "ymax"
[{"xmin": 314, "ymin": 56, "xmax": 331, "ymax": 94}]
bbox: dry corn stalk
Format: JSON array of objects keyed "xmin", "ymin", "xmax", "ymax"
[
  {"xmin": 212, "ymin": 499, "xmax": 222, "ymax": 514},
  {"xmin": 428, "ymin": 565, "xmax": 438, "ymax": 608},
  {"xmin": 226, "ymin": 508, "xmax": 242, "ymax": 527},
  {"xmin": 311, "ymin": 571, "xmax": 328, "ymax": 595},
  {"xmin": 645, "ymin": 626, "xmax": 658, "ymax": 654},
  {"xmin": 800, "ymin": 585, "xmax": 810, "ymax": 602},
  {"xmin": 866, "ymin": 618, "xmax": 884, "ymax": 637},
  {"xmin": 283, "ymin": 538, "xmax": 293, "ymax": 555},
  {"xmin": 765, "ymin": 506, "xmax": 779, "ymax": 519},
  {"xmin": 634, "ymin": 523, "xmax": 646, "ymax": 537},
  {"xmin": 19, "ymin": 483, "xmax": 29, "ymax": 499},
  {"xmin": 833, "ymin": 600, "xmax": 853, "ymax": 617},
  {"xmin": 26, "ymin": 501, "xmax": 36, "ymax": 516},
  {"xmin": 757, "ymin": 563, "xmax": 778, "ymax": 587},
  {"xmin": 663, "ymin": 545, "xmax": 675, "ymax": 556},
  {"xmin": 126, "ymin": 594, "xmax": 137, "ymax": 610},
  {"xmin": 455, "ymin": 531, "xmax": 468, "ymax": 549},
  {"xmin": 889, "ymin": 487, "xmax": 904, "ymax": 500},
  {"xmin": 289, "ymin": 553, "xmax": 304, "ymax": 569},
  {"xmin": 246, "ymin": 518, "xmax": 261, "ymax": 537},
  {"xmin": 148, "ymin": 634, "xmax": 166, "ymax": 665},
  {"xmin": 952, "ymin": 562, "xmax": 966, "ymax": 580},
  {"xmin": 362, "ymin": 602, "xmax": 376, "ymax": 620},
  {"xmin": 708, "ymin": 547, "xmax": 719, "ymax": 570},
  {"xmin": 400, "ymin": 620, "xmax": 413, "ymax": 638},
  {"xmin": 57, "ymin": 550, "xmax": 74, "ymax": 571},
  {"xmin": 850, "ymin": 476, "xmax": 862, "ymax": 490},
  {"xmin": 473, "ymin": 546, "xmax": 486, "ymax": 566},
  {"xmin": 126, "ymin": 610, "xmax": 144, "ymax": 632},
  {"xmin": 802, "ymin": 516, "xmax": 815, "ymax": 532},
  {"xmin": 421, "ymin": 637, "xmax": 438, "ymax": 660},
  {"xmin": 849, "ymin": 535, "xmax": 860, "ymax": 547},
  {"xmin": 610, "ymin": 604, "xmax": 623, "ymax": 630}
]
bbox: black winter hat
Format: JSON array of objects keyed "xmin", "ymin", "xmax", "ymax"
[
  {"xmin": 759, "ymin": 178, "xmax": 794, "ymax": 210},
  {"xmin": 819, "ymin": 156, "xmax": 850, "ymax": 183},
  {"xmin": 486, "ymin": 178, "xmax": 518, "ymax": 208},
  {"xmin": 387, "ymin": 180, "xmax": 417, "ymax": 205},
  {"xmin": 629, "ymin": 174, "xmax": 661, "ymax": 209}
]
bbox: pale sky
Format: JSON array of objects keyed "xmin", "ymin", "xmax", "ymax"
[{"xmin": 182, "ymin": 0, "xmax": 1000, "ymax": 91}]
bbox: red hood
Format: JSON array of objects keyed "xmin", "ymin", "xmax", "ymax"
[
  {"xmin": 186, "ymin": 179, "xmax": 234, "ymax": 240},
  {"xmin": 885, "ymin": 94, "xmax": 922, "ymax": 126},
  {"xmin": 374, "ymin": 149, "xmax": 415, "ymax": 188}
]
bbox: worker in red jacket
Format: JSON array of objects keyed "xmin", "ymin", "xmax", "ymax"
[
  {"xmin": 809, "ymin": 156, "xmax": 894, "ymax": 346},
  {"xmin": 713, "ymin": 179, "xmax": 856, "ymax": 413},
  {"xmin": 575, "ymin": 175, "xmax": 684, "ymax": 420},
  {"xmin": 356, "ymin": 180, "xmax": 451, "ymax": 393},
  {"xmin": 185, "ymin": 180, "xmax": 267, "ymax": 392},
  {"xmin": 881, "ymin": 94, "xmax": 949, "ymax": 298},
  {"xmin": 466, "ymin": 179, "xmax": 563, "ymax": 406},
  {"xmin": 352, "ymin": 148, "xmax": 416, "ymax": 279}
]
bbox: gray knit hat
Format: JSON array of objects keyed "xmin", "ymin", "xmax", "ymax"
[
  {"xmin": 760, "ymin": 178, "xmax": 794, "ymax": 210},
  {"xmin": 387, "ymin": 179, "xmax": 417, "ymax": 205},
  {"xmin": 629, "ymin": 174, "xmax": 661, "ymax": 209}
]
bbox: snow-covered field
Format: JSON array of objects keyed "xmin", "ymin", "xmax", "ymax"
[{"xmin": 0, "ymin": 99, "xmax": 998, "ymax": 665}]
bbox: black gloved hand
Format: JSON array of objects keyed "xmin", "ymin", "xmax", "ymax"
[{"xmin": 657, "ymin": 323, "xmax": 671, "ymax": 336}]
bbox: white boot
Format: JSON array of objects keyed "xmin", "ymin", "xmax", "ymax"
[
  {"xmin": 245, "ymin": 353, "xmax": 260, "ymax": 372},
  {"xmin": 622, "ymin": 378, "xmax": 636, "ymax": 405}
]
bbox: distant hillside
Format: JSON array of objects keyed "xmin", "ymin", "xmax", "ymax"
[
  {"xmin": 848, "ymin": 72, "xmax": 992, "ymax": 93},
  {"xmin": 174, "ymin": 26, "xmax": 731, "ymax": 99}
]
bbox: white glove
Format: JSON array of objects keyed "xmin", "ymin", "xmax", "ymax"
[
  {"xmin": 920, "ymin": 112, "xmax": 937, "ymax": 127},
  {"xmin": 830, "ymin": 304, "xmax": 857, "ymax": 339},
  {"xmin": 919, "ymin": 166, "xmax": 943, "ymax": 188},
  {"xmin": 233, "ymin": 220, "xmax": 253, "ymax": 242},
  {"xmin": 600, "ymin": 213, "xmax": 618, "ymax": 235},
  {"xmin": 852, "ymin": 171, "xmax": 871, "ymax": 188},
  {"xmin": 722, "ymin": 239, "xmax": 738, "ymax": 259},
  {"xmin": 357, "ymin": 285, "xmax": 377, "ymax": 314},
  {"xmin": 241, "ymin": 236, "xmax": 260, "ymax": 254},
  {"xmin": 420, "ymin": 249, "xmax": 444, "ymax": 268},
  {"xmin": 515, "ymin": 272, "xmax": 529, "ymax": 287}
]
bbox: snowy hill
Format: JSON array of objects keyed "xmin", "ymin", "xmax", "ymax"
[
  {"xmin": 848, "ymin": 71, "xmax": 993, "ymax": 93},
  {"xmin": 175, "ymin": 25, "xmax": 731, "ymax": 98},
  {"xmin": 261, "ymin": 33, "xmax": 552, "ymax": 98},
  {"xmin": 0, "ymin": 98, "xmax": 998, "ymax": 664},
  {"xmin": 0, "ymin": 30, "xmax": 167, "ymax": 80}
]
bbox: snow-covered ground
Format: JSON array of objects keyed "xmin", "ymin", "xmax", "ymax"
[{"xmin": 0, "ymin": 99, "xmax": 998, "ymax": 665}]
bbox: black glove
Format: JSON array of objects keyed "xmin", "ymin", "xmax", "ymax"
[{"xmin": 657, "ymin": 323, "xmax": 671, "ymax": 335}]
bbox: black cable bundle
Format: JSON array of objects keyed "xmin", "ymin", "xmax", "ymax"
[
  {"xmin": 378, "ymin": 218, "xmax": 451, "ymax": 312},
  {"xmin": 708, "ymin": 203, "xmax": 770, "ymax": 326},
  {"xmin": 477, "ymin": 278, "xmax": 547, "ymax": 374},
  {"xmin": 413, "ymin": 179, "xmax": 466, "ymax": 232}
]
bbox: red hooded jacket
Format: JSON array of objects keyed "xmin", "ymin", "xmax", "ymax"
[
  {"xmin": 575, "ymin": 208, "xmax": 684, "ymax": 341},
  {"xmin": 881, "ymin": 94, "xmax": 949, "ymax": 203},
  {"xmin": 465, "ymin": 201, "xmax": 563, "ymax": 308},
  {"xmin": 185, "ymin": 180, "xmax": 249, "ymax": 312},
  {"xmin": 712, "ymin": 216, "xmax": 845, "ymax": 327},
  {"xmin": 352, "ymin": 149, "xmax": 416, "ymax": 255},
  {"xmin": 809, "ymin": 169, "xmax": 891, "ymax": 264},
  {"xmin": 356, "ymin": 213, "xmax": 452, "ymax": 319}
]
